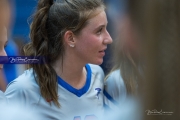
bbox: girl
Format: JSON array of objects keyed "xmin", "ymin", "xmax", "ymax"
[{"xmin": 5, "ymin": 0, "xmax": 112, "ymax": 119}]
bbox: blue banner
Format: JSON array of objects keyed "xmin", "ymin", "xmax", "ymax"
[{"xmin": 0, "ymin": 56, "xmax": 48, "ymax": 64}]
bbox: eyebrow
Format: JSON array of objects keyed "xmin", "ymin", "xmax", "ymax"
[{"xmin": 94, "ymin": 24, "xmax": 107, "ymax": 31}]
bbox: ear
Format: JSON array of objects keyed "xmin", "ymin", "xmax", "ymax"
[{"xmin": 64, "ymin": 30, "xmax": 75, "ymax": 47}]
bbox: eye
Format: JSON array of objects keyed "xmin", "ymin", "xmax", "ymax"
[{"xmin": 97, "ymin": 28, "xmax": 103, "ymax": 35}]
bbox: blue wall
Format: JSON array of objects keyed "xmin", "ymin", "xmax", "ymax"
[{"xmin": 12, "ymin": 0, "xmax": 37, "ymax": 42}]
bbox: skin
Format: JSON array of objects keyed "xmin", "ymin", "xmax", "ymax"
[
  {"xmin": 0, "ymin": 0, "xmax": 9, "ymax": 68},
  {"xmin": 0, "ymin": 27, "xmax": 8, "ymax": 69},
  {"xmin": 0, "ymin": 0, "xmax": 11, "ymax": 28},
  {"xmin": 0, "ymin": 21, "xmax": 8, "ymax": 92},
  {"xmin": 0, "ymin": 0, "xmax": 10, "ymax": 91},
  {"xmin": 53, "ymin": 10, "xmax": 112, "ymax": 89},
  {"xmin": 74, "ymin": 10, "xmax": 112, "ymax": 65},
  {"xmin": 0, "ymin": 27, "xmax": 8, "ymax": 91}
]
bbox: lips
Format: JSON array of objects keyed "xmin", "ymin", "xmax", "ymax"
[
  {"xmin": 99, "ymin": 48, "xmax": 106, "ymax": 56},
  {"xmin": 99, "ymin": 51, "xmax": 105, "ymax": 54},
  {"xmin": 99, "ymin": 47, "xmax": 107, "ymax": 52},
  {"xmin": 99, "ymin": 50, "xmax": 104, "ymax": 53}
]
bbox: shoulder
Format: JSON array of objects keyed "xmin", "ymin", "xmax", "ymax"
[
  {"xmin": 0, "ymin": 90, "xmax": 6, "ymax": 104},
  {"xmin": 87, "ymin": 64, "xmax": 105, "ymax": 83},
  {"xmin": 105, "ymin": 69, "xmax": 125, "ymax": 89},
  {"xmin": 0, "ymin": 90, "xmax": 5, "ymax": 98},
  {"xmin": 86, "ymin": 64, "xmax": 105, "ymax": 89},
  {"xmin": 105, "ymin": 69, "xmax": 124, "ymax": 85},
  {"xmin": 6, "ymin": 69, "xmax": 37, "ymax": 91},
  {"xmin": 88, "ymin": 64, "xmax": 104, "ymax": 76},
  {"xmin": 104, "ymin": 69, "xmax": 127, "ymax": 102},
  {"xmin": 5, "ymin": 69, "xmax": 40, "ymax": 101}
]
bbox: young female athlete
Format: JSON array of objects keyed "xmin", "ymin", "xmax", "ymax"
[{"xmin": 5, "ymin": 0, "xmax": 112, "ymax": 119}]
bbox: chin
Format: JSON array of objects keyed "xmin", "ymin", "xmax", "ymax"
[{"xmin": 91, "ymin": 59, "xmax": 103, "ymax": 65}]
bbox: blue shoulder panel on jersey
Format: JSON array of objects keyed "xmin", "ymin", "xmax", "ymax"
[
  {"xmin": 103, "ymin": 89, "xmax": 118, "ymax": 105},
  {"xmin": 57, "ymin": 64, "xmax": 91, "ymax": 97}
]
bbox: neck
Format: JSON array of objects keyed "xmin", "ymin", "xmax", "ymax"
[{"xmin": 52, "ymin": 55, "xmax": 87, "ymax": 89}]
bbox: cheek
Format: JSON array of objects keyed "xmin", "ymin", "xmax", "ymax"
[
  {"xmin": 77, "ymin": 35, "xmax": 99, "ymax": 50},
  {"xmin": 76, "ymin": 39, "xmax": 92, "ymax": 54},
  {"xmin": 76, "ymin": 37, "xmax": 99, "ymax": 59}
]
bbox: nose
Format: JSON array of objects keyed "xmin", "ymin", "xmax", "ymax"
[{"xmin": 103, "ymin": 30, "xmax": 113, "ymax": 45}]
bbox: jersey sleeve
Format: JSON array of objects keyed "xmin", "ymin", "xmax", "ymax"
[
  {"xmin": 3, "ymin": 79, "xmax": 42, "ymax": 120},
  {"xmin": 5, "ymin": 80, "xmax": 27, "ymax": 105},
  {"xmin": 5, "ymin": 70, "xmax": 40, "ymax": 107},
  {"xmin": 89, "ymin": 64, "xmax": 105, "ymax": 79},
  {"xmin": 0, "ymin": 90, "xmax": 6, "ymax": 105}
]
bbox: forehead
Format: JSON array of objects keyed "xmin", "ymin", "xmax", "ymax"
[
  {"xmin": 87, "ymin": 10, "xmax": 107, "ymax": 27},
  {"xmin": 75, "ymin": 10, "xmax": 107, "ymax": 36}
]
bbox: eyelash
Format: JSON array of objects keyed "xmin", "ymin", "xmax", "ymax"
[{"xmin": 97, "ymin": 28, "xmax": 103, "ymax": 34}]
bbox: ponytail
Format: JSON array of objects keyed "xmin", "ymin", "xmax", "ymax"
[{"xmin": 24, "ymin": 0, "xmax": 60, "ymax": 107}]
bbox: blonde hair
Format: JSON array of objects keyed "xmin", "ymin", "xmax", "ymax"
[{"xmin": 105, "ymin": 36, "xmax": 142, "ymax": 95}]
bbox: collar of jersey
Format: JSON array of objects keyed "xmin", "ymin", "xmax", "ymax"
[{"xmin": 57, "ymin": 64, "xmax": 91, "ymax": 97}]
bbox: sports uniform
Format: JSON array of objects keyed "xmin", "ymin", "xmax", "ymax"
[
  {"xmin": 103, "ymin": 70, "xmax": 141, "ymax": 120},
  {"xmin": 103, "ymin": 69, "xmax": 127, "ymax": 110},
  {"xmin": 5, "ymin": 64, "xmax": 104, "ymax": 120},
  {"xmin": 0, "ymin": 102, "xmax": 41, "ymax": 120},
  {"xmin": 0, "ymin": 90, "xmax": 6, "ymax": 105}
]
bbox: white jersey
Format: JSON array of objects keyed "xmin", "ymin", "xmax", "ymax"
[
  {"xmin": 103, "ymin": 70, "xmax": 142, "ymax": 120},
  {"xmin": 0, "ymin": 102, "xmax": 41, "ymax": 120},
  {"xmin": 0, "ymin": 90, "xmax": 6, "ymax": 105},
  {"xmin": 103, "ymin": 69, "xmax": 127, "ymax": 110},
  {"xmin": 5, "ymin": 64, "xmax": 104, "ymax": 120}
]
